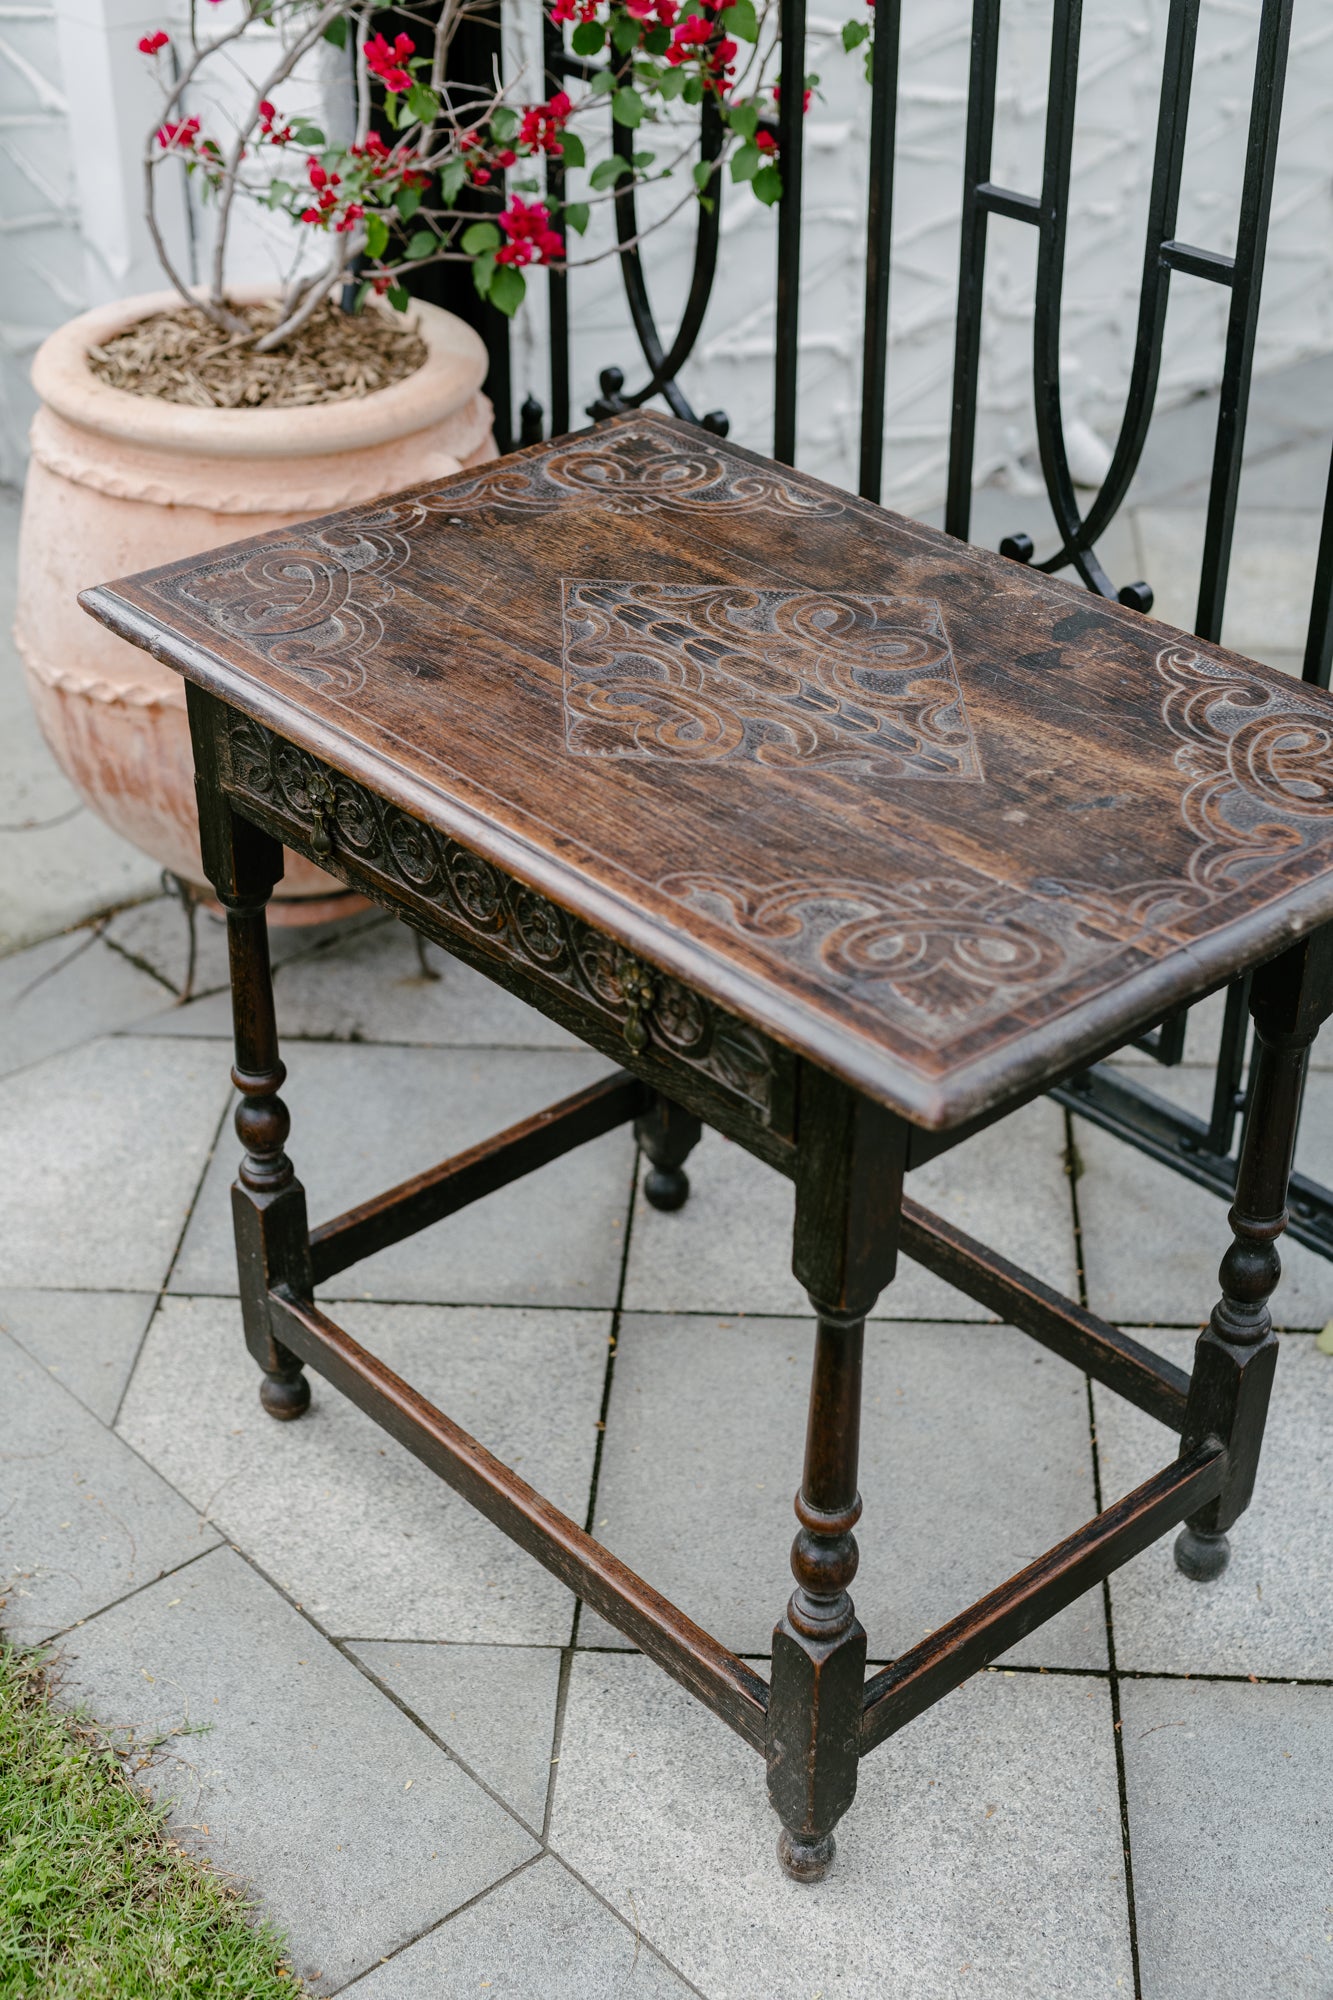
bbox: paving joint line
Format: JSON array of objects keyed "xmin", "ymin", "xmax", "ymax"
[{"xmin": 1066, "ymin": 1105, "xmax": 1144, "ymax": 2000}]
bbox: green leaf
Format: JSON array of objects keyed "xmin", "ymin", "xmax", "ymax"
[
  {"xmin": 352, "ymin": 279, "xmax": 371, "ymax": 312},
  {"xmin": 364, "ymin": 212, "xmax": 390, "ymax": 257},
  {"xmin": 611, "ymin": 86, "xmax": 643, "ymax": 128},
  {"xmin": 563, "ymin": 200, "xmax": 590, "ymax": 234},
  {"xmin": 724, "ymin": 0, "xmax": 758, "ymax": 40},
  {"xmin": 461, "ymin": 219, "xmax": 502, "ymax": 253},
  {"xmin": 405, "ymin": 83, "xmax": 440, "ymax": 125},
  {"xmin": 752, "ymin": 162, "xmax": 782, "ymax": 205},
  {"xmin": 730, "ymin": 141, "xmax": 759, "ymax": 183},
  {"xmin": 631, "ymin": 149, "xmax": 656, "ymax": 168},
  {"xmin": 512, "ymin": 176, "xmax": 540, "ymax": 191},
  {"xmin": 439, "ymin": 158, "xmax": 466, "ymax": 203},
  {"xmin": 589, "ymin": 154, "xmax": 632, "ymax": 189},
  {"xmin": 383, "ymin": 95, "xmax": 398, "ymax": 128},
  {"xmin": 570, "ymin": 19, "xmax": 605, "ymax": 54},
  {"xmin": 472, "ymin": 250, "xmax": 496, "ymax": 299},
  {"xmin": 692, "ymin": 159, "xmax": 713, "ymax": 192},
  {"xmin": 491, "ymin": 105, "xmax": 519, "ymax": 142},
  {"xmin": 590, "ymin": 67, "xmax": 615, "ymax": 94},
  {"xmin": 841, "ymin": 18, "xmax": 870, "ymax": 48},
  {"xmin": 406, "ymin": 228, "xmax": 436, "ymax": 259},
  {"xmin": 322, "ymin": 15, "xmax": 346, "ymax": 46},
  {"xmin": 489, "ymin": 262, "xmax": 527, "ymax": 315},
  {"xmin": 610, "ymin": 11, "xmax": 640, "ymax": 52},
  {"xmin": 681, "ymin": 74, "xmax": 703, "ymax": 104},
  {"xmin": 642, "ymin": 24, "xmax": 669, "ymax": 53},
  {"xmin": 656, "ymin": 66, "xmax": 687, "ymax": 98},
  {"xmin": 388, "ymin": 284, "xmax": 410, "ymax": 311},
  {"xmin": 560, "ymin": 131, "xmax": 586, "ymax": 169},
  {"xmin": 395, "ymin": 182, "xmax": 423, "ymax": 220},
  {"xmin": 292, "ymin": 124, "xmax": 324, "ymax": 146},
  {"xmin": 726, "ymin": 100, "xmax": 759, "ymax": 140}
]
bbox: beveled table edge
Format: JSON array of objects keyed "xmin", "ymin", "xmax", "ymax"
[{"xmin": 80, "ymin": 580, "xmax": 1333, "ymax": 1132}]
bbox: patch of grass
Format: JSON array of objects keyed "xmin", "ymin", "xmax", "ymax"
[{"xmin": 0, "ymin": 1642, "xmax": 302, "ymax": 1998}]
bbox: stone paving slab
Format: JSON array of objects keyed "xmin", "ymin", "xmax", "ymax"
[
  {"xmin": 1137, "ymin": 507, "xmax": 1321, "ymax": 662},
  {"xmin": 56, "ymin": 1544, "xmax": 538, "ymax": 1995},
  {"xmin": 1075, "ymin": 1066, "xmax": 1333, "ymax": 1328},
  {"xmin": 0, "ymin": 1326, "xmax": 218, "ymax": 1645},
  {"xmin": 623, "ymin": 1099, "xmax": 1079, "ymax": 1321},
  {"xmin": 0, "ymin": 929, "xmax": 171, "ymax": 1081},
  {"xmin": 1094, "ymin": 1329, "xmax": 1333, "ymax": 1679},
  {"xmin": 0, "ymin": 1035, "xmax": 232, "ymax": 1293},
  {"xmin": 350, "ymin": 1856, "xmax": 699, "ymax": 1999},
  {"xmin": 169, "ymin": 1043, "xmax": 633, "ymax": 1307},
  {"xmin": 577, "ymin": 1315, "xmax": 1105, "ymax": 1668},
  {"xmin": 0, "ymin": 1287, "xmax": 153, "ymax": 1423},
  {"xmin": 118, "ymin": 1295, "xmax": 606, "ymax": 1645},
  {"xmin": 551, "ymin": 1654, "xmax": 1133, "ymax": 2000},
  {"xmin": 1120, "ymin": 1676, "xmax": 1333, "ymax": 2000},
  {"xmin": 345, "ymin": 1642, "xmax": 563, "ymax": 1832}
]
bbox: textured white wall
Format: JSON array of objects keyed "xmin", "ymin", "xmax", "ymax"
[
  {"xmin": 4, "ymin": 0, "xmax": 1332, "ymax": 500},
  {"xmin": 509, "ymin": 0, "xmax": 1333, "ymax": 511}
]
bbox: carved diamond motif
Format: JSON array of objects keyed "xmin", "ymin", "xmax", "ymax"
[{"xmin": 560, "ymin": 579, "xmax": 982, "ymax": 783}]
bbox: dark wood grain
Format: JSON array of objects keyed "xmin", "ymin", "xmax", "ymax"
[
  {"xmin": 270, "ymin": 1290, "xmax": 771, "ymax": 1750},
  {"xmin": 83, "ymin": 412, "xmax": 1333, "ymax": 1130},
  {"xmin": 308, "ymin": 1069, "xmax": 648, "ymax": 1283},
  {"xmin": 899, "ymin": 1196, "xmax": 1191, "ymax": 1428},
  {"xmin": 859, "ymin": 1439, "xmax": 1227, "ymax": 1755}
]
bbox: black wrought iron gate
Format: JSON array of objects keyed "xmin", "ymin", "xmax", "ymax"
[{"xmin": 417, "ymin": 0, "xmax": 1333, "ymax": 1260}]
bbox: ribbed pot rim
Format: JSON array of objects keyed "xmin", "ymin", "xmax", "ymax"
[{"xmin": 31, "ymin": 284, "xmax": 489, "ymax": 461}]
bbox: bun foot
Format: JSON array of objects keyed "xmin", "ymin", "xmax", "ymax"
[
  {"xmin": 643, "ymin": 1164, "xmax": 690, "ymax": 1211},
  {"xmin": 1174, "ymin": 1524, "xmax": 1230, "ymax": 1581},
  {"xmin": 777, "ymin": 1829, "xmax": 836, "ymax": 1883},
  {"xmin": 260, "ymin": 1371, "xmax": 311, "ymax": 1421}
]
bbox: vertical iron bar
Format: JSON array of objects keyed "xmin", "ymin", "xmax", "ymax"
[
  {"xmin": 944, "ymin": 0, "xmax": 1002, "ymax": 541},
  {"xmin": 857, "ymin": 0, "xmax": 902, "ymax": 502},
  {"xmin": 544, "ymin": 13, "xmax": 571, "ymax": 436},
  {"xmin": 1302, "ymin": 439, "xmax": 1333, "ymax": 688},
  {"xmin": 774, "ymin": 0, "xmax": 807, "ymax": 463},
  {"xmin": 1193, "ymin": 0, "xmax": 1294, "ymax": 642}
]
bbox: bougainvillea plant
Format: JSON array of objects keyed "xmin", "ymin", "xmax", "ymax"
[{"xmin": 137, "ymin": 0, "xmax": 847, "ymax": 353}]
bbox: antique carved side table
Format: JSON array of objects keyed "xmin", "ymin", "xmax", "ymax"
[{"xmin": 84, "ymin": 413, "xmax": 1333, "ymax": 1881}]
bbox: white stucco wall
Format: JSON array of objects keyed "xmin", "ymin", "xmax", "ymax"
[{"xmin": 3, "ymin": 0, "xmax": 1332, "ymax": 501}]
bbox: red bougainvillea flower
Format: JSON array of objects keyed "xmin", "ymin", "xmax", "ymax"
[
  {"xmin": 138, "ymin": 30, "xmax": 168, "ymax": 54},
  {"xmin": 549, "ymin": 0, "xmax": 577, "ymax": 18},
  {"xmin": 626, "ymin": 0, "xmax": 676, "ymax": 19},
  {"xmin": 300, "ymin": 207, "xmax": 321, "ymax": 224},
  {"xmin": 666, "ymin": 13, "xmax": 712, "ymax": 62},
  {"xmin": 772, "ymin": 80, "xmax": 813, "ymax": 112},
  {"xmin": 756, "ymin": 127, "xmax": 777, "ymax": 152},
  {"xmin": 518, "ymin": 90, "xmax": 572, "ymax": 155},
  {"xmin": 156, "ymin": 115, "xmax": 200, "ymax": 150},
  {"xmin": 334, "ymin": 202, "xmax": 365, "ymax": 234},
  {"xmin": 364, "ymin": 30, "xmax": 415, "ymax": 94},
  {"xmin": 496, "ymin": 195, "xmax": 564, "ymax": 266}
]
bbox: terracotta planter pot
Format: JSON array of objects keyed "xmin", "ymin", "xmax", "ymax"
[{"xmin": 15, "ymin": 287, "xmax": 494, "ymax": 921}]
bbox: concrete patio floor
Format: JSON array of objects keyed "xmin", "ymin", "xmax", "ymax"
[{"xmin": 3, "ymin": 369, "xmax": 1333, "ymax": 1999}]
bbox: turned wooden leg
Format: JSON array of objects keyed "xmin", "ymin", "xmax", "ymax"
[
  {"xmin": 187, "ymin": 684, "xmax": 314, "ymax": 1421},
  {"xmin": 226, "ymin": 901, "xmax": 314, "ymax": 1419},
  {"xmin": 1175, "ymin": 929, "xmax": 1333, "ymax": 1580},
  {"xmin": 767, "ymin": 1066, "xmax": 907, "ymax": 1881},
  {"xmin": 635, "ymin": 1091, "xmax": 702, "ymax": 1211}
]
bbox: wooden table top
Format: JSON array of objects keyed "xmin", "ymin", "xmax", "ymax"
[{"xmin": 83, "ymin": 411, "xmax": 1333, "ymax": 1129}]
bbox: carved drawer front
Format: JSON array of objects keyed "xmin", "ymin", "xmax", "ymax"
[{"xmin": 220, "ymin": 713, "xmax": 787, "ymax": 1131}]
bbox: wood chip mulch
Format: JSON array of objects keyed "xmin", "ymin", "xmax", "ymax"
[{"xmin": 87, "ymin": 298, "xmax": 429, "ymax": 409}]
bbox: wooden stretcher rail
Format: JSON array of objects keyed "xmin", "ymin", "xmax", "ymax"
[
  {"xmin": 309, "ymin": 1070, "xmax": 648, "ymax": 1284},
  {"xmin": 270, "ymin": 1290, "xmax": 772, "ymax": 1751},
  {"xmin": 859, "ymin": 1439, "xmax": 1226, "ymax": 1754},
  {"xmin": 900, "ymin": 1196, "xmax": 1191, "ymax": 1428}
]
